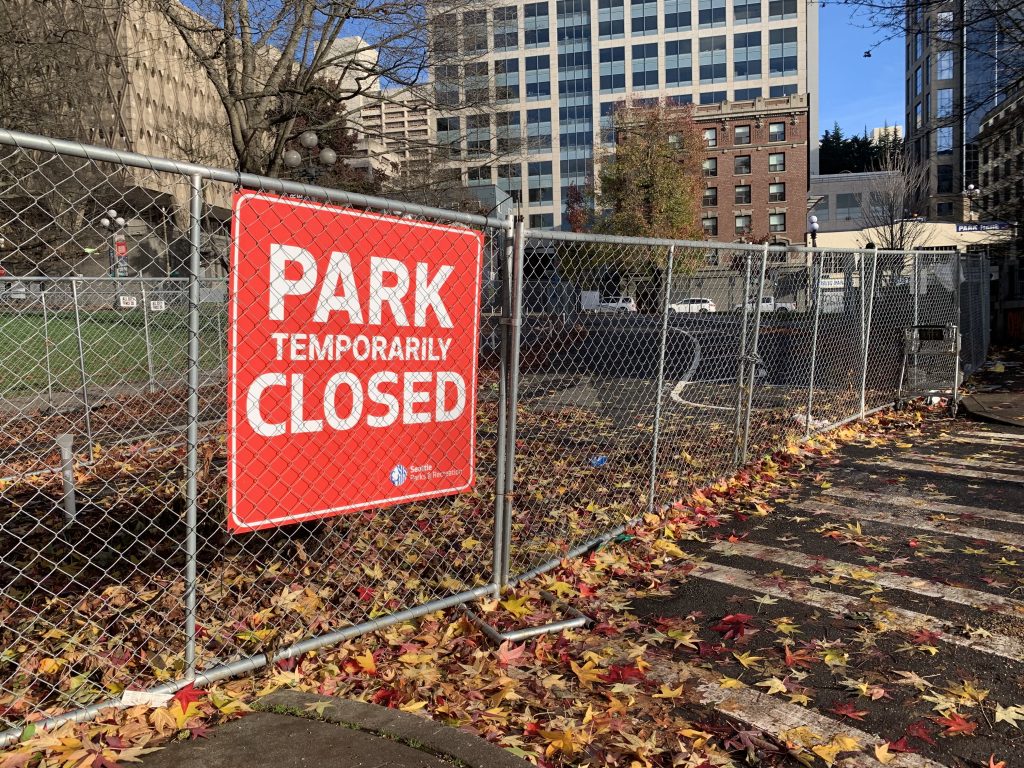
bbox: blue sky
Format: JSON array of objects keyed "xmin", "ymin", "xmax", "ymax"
[{"xmin": 819, "ymin": 4, "xmax": 905, "ymax": 138}]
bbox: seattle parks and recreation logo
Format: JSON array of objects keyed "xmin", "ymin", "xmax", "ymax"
[{"xmin": 389, "ymin": 464, "xmax": 408, "ymax": 487}]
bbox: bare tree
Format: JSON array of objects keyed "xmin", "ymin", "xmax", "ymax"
[{"xmin": 859, "ymin": 150, "xmax": 932, "ymax": 252}]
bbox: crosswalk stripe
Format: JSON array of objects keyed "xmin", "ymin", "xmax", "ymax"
[
  {"xmin": 823, "ymin": 488, "xmax": 1024, "ymax": 526},
  {"xmin": 902, "ymin": 452, "xmax": 1024, "ymax": 472},
  {"xmin": 870, "ymin": 459, "xmax": 1024, "ymax": 484},
  {"xmin": 947, "ymin": 434, "xmax": 1024, "ymax": 448},
  {"xmin": 797, "ymin": 499, "xmax": 1022, "ymax": 546},
  {"xmin": 956, "ymin": 430, "xmax": 1024, "ymax": 442},
  {"xmin": 690, "ymin": 560, "xmax": 1024, "ymax": 661},
  {"xmin": 710, "ymin": 540, "xmax": 1024, "ymax": 617}
]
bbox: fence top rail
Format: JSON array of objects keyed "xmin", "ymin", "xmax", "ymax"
[
  {"xmin": 790, "ymin": 245, "xmax": 960, "ymax": 257},
  {"xmin": 0, "ymin": 128, "xmax": 508, "ymax": 231},
  {"xmin": 0, "ymin": 275, "xmax": 219, "ymax": 284}
]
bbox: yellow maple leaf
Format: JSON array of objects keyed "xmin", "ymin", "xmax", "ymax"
[
  {"xmin": 653, "ymin": 683, "xmax": 685, "ymax": 699},
  {"xmin": 570, "ymin": 659, "xmax": 603, "ymax": 688},
  {"xmin": 500, "ymin": 597, "xmax": 532, "ymax": 618},
  {"xmin": 755, "ymin": 677, "xmax": 787, "ymax": 695},
  {"xmin": 719, "ymin": 677, "xmax": 745, "ymax": 689},
  {"xmin": 355, "ymin": 651, "xmax": 377, "ymax": 675},
  {"xmin": 540, "ymin": 729, "xmax": 579, "ymax": 757},
  {"xmin": 399, "ymin": 700, "xmax": 427, "ymax": 713},
  {"xmin": 733, "ymin": 651, "xmax": 764, "ymax": 669},
  {"xmin": 652, "ymin": 539, "xmax": 685, "ymax": 558},
  {"xmin": 811, "ymin": 735, "xmax": 861, "ymax": 766},
  {"xmin": 874, "ymin": 743, "xmax": 897, "ymax": 765}
]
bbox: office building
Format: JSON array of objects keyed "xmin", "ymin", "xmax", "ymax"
[{"xmin": 429, "ymin": 0, "xmax": 819, "ymax": 235}]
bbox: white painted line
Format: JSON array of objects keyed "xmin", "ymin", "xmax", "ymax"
[
  {"xmin": 710, "ymin": 540, "xmax": 1024, "ymax": 617},
  {"xmin": 947, "ymin": 435, "xmax": 1024, "ymax": 448},
  {"xmin": 797, "ymin": 499, "xmax": 1022, "ymax": 547},
  {"xmin": 874, "ymin": 459, "xmax": 1024, "ymax": 484},
  {"xmin": 956, "ymin": 430, "xmax": 1024, "ymax": 443},
  {"xmin": 903, "ymin": 452, "xmax": 1024, "ymax": 473},
  {"xmin": 691, "ymin": 560, "xmax": 1024, "ymax": 661},
  {"xmin": 824, "ymin": 488, "xmax": 1024, "ymax": 526}
]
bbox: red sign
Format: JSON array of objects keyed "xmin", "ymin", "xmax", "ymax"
[
  {"xmin": 227, "ymin": 192, "xmax": 483, "ymax": 533},
  {"xmin": 115, "ymin": 240, "xmax": 128, "ymax": 258}
]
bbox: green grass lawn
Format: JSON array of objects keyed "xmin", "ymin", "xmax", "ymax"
[{"xmin": 0, "ymin": 307, "xmax": 226, "ymax": 397}]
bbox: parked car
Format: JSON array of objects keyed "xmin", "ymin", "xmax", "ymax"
[
  {"xmin": 593, "ymin": 296, "xmax": 638, "ymax": 313},
  {"xmin": 733, "ymin": 296, "xmax": 796, "ymax": 313},
  {"xmin": 670, "ymin": 297, "xmax": 717, "ymax": 314}
]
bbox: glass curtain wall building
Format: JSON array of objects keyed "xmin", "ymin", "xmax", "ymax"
[{"xmin": 431, "ymin": 0, "xmax": 819, "ymax": 229}]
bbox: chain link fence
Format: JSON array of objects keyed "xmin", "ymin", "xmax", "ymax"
[{"xmin": 0, "ymin": 129, "xmax": 989, "ymax": 743}]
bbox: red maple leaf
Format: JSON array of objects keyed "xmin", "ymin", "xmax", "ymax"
[
  {"xmin": 784, "ymin": 646, "xmax": 816, "ymax": 669},
  {"xmin": 189, "ymin": 724, "xmax": 212, "ymax": 739},
  {"xmin": 886, "ymin": 737, "xmax": 918, "ymax": 754},
  {"xmin": 600, "ymin": 664, "xmax": 645, "ymax": 683},
  {"xmin": 828, "ymin": 701, "xmax": 868, "ymax": 721},
  {"xmin": 933, "ymin": 712, "xmax": 978, "ymax": 736},
  {"xmin": 906, "ymin": 720, "xmax": 937, "ymax": 745},
  {"xmin": 710, "ymin": 613, "xmax": 754, "ymax": 641},
  {"xmin": 173, "ymin": 683, "xmax": 206, "ymax": 709},
  {"xmin": 910, "ymin": 628, "xmax": 942, "ymax": 645},
  {"xmin": 496, "ymin": 640, "xmax": 527, "ymax": 668}
]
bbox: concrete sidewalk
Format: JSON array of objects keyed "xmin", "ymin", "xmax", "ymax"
[
  {"xmin": 140, "ymin": 691, "xmax": 530, "ymax": 768},
  {"xmin": 960, "ymin": 350, "xmax": 1024, "ymax": 426}
]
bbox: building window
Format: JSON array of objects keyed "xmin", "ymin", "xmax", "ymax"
[
  {"xmin": 434, "ymin": 65, "xmax": 461, "ymax": 107},
  {"xmin": 497, "ymin": 163, "xmax": 522, "ymax": 202},
  {"xmin": 666, "ymin": 94, "xmax": 693, "ymax": 106},
  {"xmin": 734, "ymin": 125, "xmax": 751, "ymax": 145},
  {"xmin": 914, "ymin": 66, "xmax": 922, "ymax": 96},
  {"xmin": 529, "ymin": 213, "xmax": 555, "ymax": 228},
  {"xmin": 527, "ymin": 160, "xmax": 553, "ymax": 204},
  {"xmin": 768, "ymin": 0, "xmax": 796, "ymax": 19},
  {"xmin": 703, "ymin": 186, "xmax": 718, "ymax": 206},
  {"xmin": 702, "ymin": 216, "xmax": 718, "ymax": 235},
  {"xmin": 436, "ymin": 116, "xmax": 462, "ymax": 158},
  {"xmin": 914, "ymin": 102, "xmax": 922, "ymax": 129},
  {"xmin": 467, "ymin": 114, "xmax": 491, "ymax": 157},
  {"xmin": 769, "ymin": 84, "xmax": 797, "ymax": 97},
  {"xmin": 665, "ymin": 39, "xmax": 693, "ymax": 85},
  {"xmin": 700, "ymin": 90, "xmax": 727, "ymax": 104},
  {"xmin": 699, "ymin": 35, "xmax": 727, "ymax": 82},
  {"xmin": 914, "ymin": 31, "xmax": 923, "ymax": 59},
  {"xmin": 768, "ymin": 212, "xmax": 786, "ymax": 232},
  {"xmin": 937, "ymin": 88, "xmax": 954, "ymax": 117},
  {"xmin": 768, "ymin": 182, "xmax": 785, "ymax": 201},
  {"xmin": 467, "ymin": 165, "xmax": 492, "ymax": 185},
  {"xmin": 768, "ymin": 121, "xmax": 785, "ymax": 141},
  {"xmin": 525, "ymin": 55, "xmax": 551, "ymax": 99},
  {"xmin": 768, "ymin": 152, "xmax": 785, "ymax": 171},
  {"xmin": 735, "ymin": 214, "xmax": 752, "ymax": 234},
  {"xmin": 496, "ymin": 111, "xmax": 522, "ymax": 152},
  {"xmin": 734, "ymin": 0, "xmax": 761, "ymax": 22},
  {"xmin": 937, "ymin": 11, "xmax": 954, "ymax": 41},
  {"xmin": 494, "ymin": 7, "xmax": 519, "ymax": 50},
  {"xmin": 735, "ymin": 184, "xmax": 751, "ymax": 203},
  {"xmin": 599, "ymin": 0, "xmax": 625, "ymax": 37},
  {"xmin": 698, "ymin": 0, "xmax": 726, "ymax": 27},
  {"xmin": 632, "ymin": 42, "xmax": 659, "ymax": 89},
  {"xmin": 463, "ymin": 10, "xmax": 488, "ymax": 53},
  {"xmin": 937, "ymin": 126, "xmax": 953, "ymax": 154},
  {"xmin": 937, "ymin": 50, "xmax": 954, "ymax": 80},
  {"xmin": 937, "ymin": 164, "xmax": 953, "ymax": 194},
  {"xmin": 703, "ymin": 157, "xmax": 718, "ymax": 176},
  {"xmin": 733, "ymin": 31, "xmax": 762, "ymax": 79},
  {"xmin": 526, "ymin": 107, "xmax": 552, "ymax": 150},
  {"xmin": 632, "ymin": 0, "xmax": 658, "ymax": 33},
  {"xmin": 464, "ymin": 62, "xmax": 490, "ymax": 103},
  {"xmin": 769, "ymin": 28, "xmax": 798, "ymax": 76},
  {"xmin": 495, "ymin": 59, "xmax": 520, "ymax": 101},
  {"xmin": 664, "ymin": 0, "xmax": 692, "ymax": 30},
  {"xmin": 735, "ymin": 155, "xmax": 751, "ymax": 174},
  {"xmin": 936, "ymin": 201, "xmax": 954, "ymax": 217},
  {"xmin": 835, "ymin": 192, "xmax": 861, "ymax": 220},
  {"xmin": 524, "ymin": 2, "xmax": 550, "ymax": 47},
  {"xmin": 600, "ymin": 47, "xmax": 626, "ymax": 92},
  {"xmin": 703, "ymin": 127, "xmax": 717, "ymax": 146},
  {"xmin": 735, "ymin": 87, "xmax": 762, "ymax": 99}
]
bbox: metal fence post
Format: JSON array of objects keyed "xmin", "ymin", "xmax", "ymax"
[
  {"xmin": 40, "ymin": 287, "xmax": 54, "ymax": 409},
  {"xmin": 498, "ymin": 217, "xmax": 526, "ymax": 588},
  {"xmin": 732, "ymin": 253, "xmax": 752, "ymax": 465},
  {"xmin": 70, "ymin": 279, "xmax": 93, "ymax": 457},
  {"xmin": 805, "ymin": 255, "xmax": 823, "ymax": 439},
  {"xmin": 648, "ymin": 245, "xmax": 675, "ymax": 514},
  {"xmin": 952, "ymin": 250, "xmax": 962, "ymax": 403},
  {"xmin": 141, "ymin": 283, "xmax": 156, "ymax": 394},
  {"xmin": 740, "ymin": 244, "xmax": 769, "ymax": 464},
  {"xmin": 492, "ymin": 218, "xmax": 513, "ymax": 590},
  {"xmin": 184, "ymin": 174, "xmax": 203, "ymax": 677},
  {"xmin": 859, "ymin": 249, "xmax": 877, "ymax": 419}
]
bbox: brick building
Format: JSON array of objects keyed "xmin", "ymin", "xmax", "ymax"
[{"xmin": 694, "ymin": 93, "xmax": 809, "ymax": 248}]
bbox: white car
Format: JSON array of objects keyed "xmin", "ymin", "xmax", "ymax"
[
  {"xmin": 670, "ymin": 298, "xmax": 716, "ymax": 314},
  {"xmin": 594, "ymin": 296, "xmax": 637, "ymax": 313},
  {"xmin": 733, "ymin": 296, "xmax": 796, "ymax": 313}
]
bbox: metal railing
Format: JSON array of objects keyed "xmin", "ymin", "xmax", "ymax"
[{"xmin": 0, "ymin": 128, "xmax": 989, "ymax": 743}]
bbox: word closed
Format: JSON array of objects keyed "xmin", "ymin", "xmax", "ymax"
[{"xmin": 227, "ymin": 192, "xmax": 483, "ymax": 533}]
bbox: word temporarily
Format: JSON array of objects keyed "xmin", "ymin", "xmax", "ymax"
[{"xmin": 269, "ymin": 333, "xmax": 453, "ymax": 362}]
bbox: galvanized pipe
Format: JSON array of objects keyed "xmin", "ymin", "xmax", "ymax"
[
  {"xmin": 40, "ymin": 287, "xmax": 54, "ymax": 409},
  {"xmin": 184, "ymin": 174, "xmax": 202, "ymax": 677},
  {"xmin": 805, "ymin": 257, "xmax": 824, "ymax": 439},
  {"xmin": 70, "ymin": 279, "xmax": 93, "ymax": 457},
  {"xmin": 648, "ymin": 245, "xmax": 675, "ymax": 514},
  {"xmin": 740, "ymin": 244, "xmax": 769, "ymax": 463}
]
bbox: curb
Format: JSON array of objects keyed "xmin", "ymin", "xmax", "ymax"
[
  {"xmin": 959, "ymin": 393, "xmax": 1024, "ymax": 429},
  {"xmin": 255, "ymin": 690, "xmax": 530, "ymax": 768}
]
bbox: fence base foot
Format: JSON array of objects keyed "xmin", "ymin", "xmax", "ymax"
[{"xmin": 461, "ymin": 591, "xmax": 593, "ymax": 645}]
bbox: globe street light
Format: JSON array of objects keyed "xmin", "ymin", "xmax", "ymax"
[
  {"xmin": 964, "ymin": 184, "xmax": 981, "ymax": 223},
  {"xmin": 808, "ymin": 215, "xmax": 820, "ymax": 248},
  {"xmin": 283, "ymin": 131, "xmax": 338, "ymax": 183}
]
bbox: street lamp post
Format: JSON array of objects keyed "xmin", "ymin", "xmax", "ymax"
[
  {"xmin": 282, "ymin": 131, "xmax": 338, "ymax": 183},
  {"xmin": 100, "ymin": 209, "xmax": 127, "ymax": 308},
  {"xmin": 808, "ymin": 215, "xmax": 820, "ymax": 248},
  {"xmin": 964, "ymin": 184, "xmax": 981, "ymax": 222}
]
